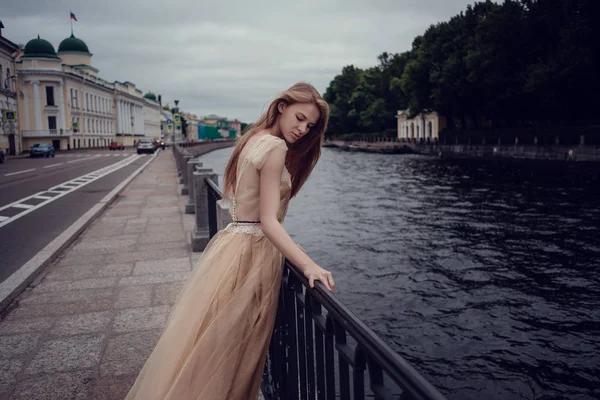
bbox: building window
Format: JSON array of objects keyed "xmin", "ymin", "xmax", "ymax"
[
  {"xmin": 74, "ymin": 89, "xmax": 79, "ymax": 109},
  {"xmin": 0, "ymin": 65, "xmax": 3, "ymax": 89},
  {"xmin": 86, "ymin": 93, "xmax": 89, "ymax": 111},
  {"xmin": 46, "ymin": 86, "xmax": 55, "ymax": 106},
  {"xmin": 48, "ymin": 116, "xmax": 57, "ymax": 132},
  {"xmin": 6, "ymin": 68, "xmax": 10, "ymax": 90}
]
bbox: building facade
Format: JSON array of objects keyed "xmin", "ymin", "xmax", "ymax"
[
  {"xmin": 0, "ymin": 22, "xmax": 20, "ymax": 155},
  {"xmin": 3, "ymin": 24, "xmax": 162, "ymax": 152},
  {"xmin": 397, "ymin": 110, "xmax": 447, "ymax": 142},
  {"xmin": 160, "ymin": 108, "xmax": 173, "ymax": 143},
  {"xmin": 181, "ymin": 111, "xmax": 199, "ymax": 142},
  {"xmin": 198, "ymin": 114, "xmax": 240, "ymax": 140},
  {"xmin": 113, "ymin": 81, "xmax": 148, "ymax": 146},
  {"xmin": 142, "ymin": 92, "xmax": 161, "ymax": 140}
]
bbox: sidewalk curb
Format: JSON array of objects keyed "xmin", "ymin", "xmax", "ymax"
[{"xmin": 0, "ymin": 150, "xmax": 162, "ymax": 315}]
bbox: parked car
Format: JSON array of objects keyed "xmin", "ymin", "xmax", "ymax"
[
  {"xmin": 0, "ymin": 148, "xmax": 4, "ymax": 164},
  {"xmin": 137, "ymin": 139, "xmax": 156, "ymax": 154},
  {"xmin": 109, "ymin": 141, "xmax": 125, "ymax": 150},
  {"xmin": 30, "ymin": 143, "xmax": 55, "ymax": 158},
  {"xmin": 153, "ymin": 139, "xmax": 165, "ymax": 150}
]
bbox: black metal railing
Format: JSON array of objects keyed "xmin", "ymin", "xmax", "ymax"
[
  {"xmin": 204, "ymin": 178, "xmax": 446, "ymax": 400},
  {"xmin": 205, "ymin": 177, "xmax": 221, "ymax": 238}
]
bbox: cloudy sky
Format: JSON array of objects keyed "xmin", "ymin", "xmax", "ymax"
[{"xmin": 3, "ymin": 0, "xmax": 479, "ymax": 123}]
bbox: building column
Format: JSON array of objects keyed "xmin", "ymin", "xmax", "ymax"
[
  {"xmin": 121, "ymin": 101, "xmax": 125, "ymax": 134},
  {"xmin": 125, "ymin": 102, "xmax": 129, "ymax": 135},
  {"xmin": 117, "ymin": 100, "xmax": 123, "ymax": 134},
  {"xmin": 58, "ymin": 81, "xmax": 66, "ymax": 132},
  {"xmin": 121, "ymin": 101, "xmax": 126, "ymax": 134},
  {"xmin": 123, "ymin": 102, "xmax": 127, "ymax": 135},
  {"xmin": 132, "ymin": 104, "xmax": 138, "ymax": 135},
  {"xmin": 128, "ymin": 103, "xmax": 132, "ymax": 135},
  {"xmin": 23, "ymin": 85, "xmax": 30, "ymax": 131},
  {"xmin": 139, "ymin": 106, "xmax": 143, "ymax": 135},
  {"xmin": 32, "ymin": 81, "xmax": 42, "ymax": 131},
  {"xmin": 141, "ymin": 106, "xmax": 145, "ymax": 136}
]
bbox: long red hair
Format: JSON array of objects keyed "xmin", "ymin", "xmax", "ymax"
[{"xmin": 223, "ymin": 82, "xmax": 329, "ymax": 198}]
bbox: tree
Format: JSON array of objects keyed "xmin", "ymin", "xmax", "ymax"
[{"xmin": 322, "ymin": 0, "xmax": 599, "ymax": 136}]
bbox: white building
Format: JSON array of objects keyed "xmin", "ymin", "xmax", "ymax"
[
  {"xmin": 142, "ymin": 92, "xmax": 161, "ymax": 140},
  {"xmin": 13, "ymin": 28, "xmax": 161, "ymax": 151},
  {"xmin": 0, "ymin": 22, "xmax": 21, "ymax": 155},
  {"xmin": 397, "ymin": 110, "xmax": 447, "ymax": 142}
]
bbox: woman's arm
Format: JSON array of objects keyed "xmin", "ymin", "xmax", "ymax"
[{"xmin": 259, "ymin": 146, "xmax": 335, "ymax": 292}]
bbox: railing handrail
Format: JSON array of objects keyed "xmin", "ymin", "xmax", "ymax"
[
  {"xmin": 205, "ymin": 175, "xmax": 221, "ymax": 196},
  {"xmin": 285, "ymin": 259, "xmax": 446, "ymax": 400},
  {"xmin": 203, "ymin": 176, "xmax": 446, "ymax": 399}
]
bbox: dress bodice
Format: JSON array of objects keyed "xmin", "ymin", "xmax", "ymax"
[{"xmin": 230, "ymin": 135, "xmax": 291, "ymax": 225}]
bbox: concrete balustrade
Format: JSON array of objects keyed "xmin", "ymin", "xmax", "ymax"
[
  {"xmin": 185, "ymin": 159, "xmax": 203, "ymax": 214},
  {"xmin": 180, "ymin": 154, "xmax": 194, "ymax": 195},
  {"xmin": 191, "ymin": 167, "xmax": 218, "ymax": 252}
]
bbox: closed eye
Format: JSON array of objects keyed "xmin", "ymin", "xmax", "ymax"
[{"xmin": 297, "ymin": 113, "xmax": 315, "ymax": 129}]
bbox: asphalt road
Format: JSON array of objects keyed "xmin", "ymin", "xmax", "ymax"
[{"xmin": 0, "ymin": 148, "xmax": 153, "ymax": 284}]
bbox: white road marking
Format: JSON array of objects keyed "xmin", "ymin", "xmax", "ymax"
[
  {"xmin": 43, "ymin": 163, "xmax": 63, "ymax": 169},
  {"xmin": 67, "ymin": 157, "xmax": 96, "ymax": 164},
  {"xmin": 5, "ymin": 168, "xmax": 36, "ymax": 177},
  {"xmin": 33, "ymin": 195, "xmax": 52, "ymax": 200},
  {"xmin": 0, "ymin": 154, "xmax": 145, "ymax": 229},
  {"xmin": 12, "ymin": 204, "xmax": 34, "ymax": 209}
]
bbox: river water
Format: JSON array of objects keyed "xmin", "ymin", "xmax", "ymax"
[{"xmin": 198, "ymin": 146, "xmax": 600, "ymax": 400}]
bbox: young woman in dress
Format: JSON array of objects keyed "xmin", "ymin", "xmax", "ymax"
[{"xmin": 125, "ymin": 82, "xmax": 335, "ymax": 400}]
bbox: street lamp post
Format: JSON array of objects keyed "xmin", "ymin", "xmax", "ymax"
[{"xmin": 173, "ymin": 99, "xmax": 179, "ymax": 145}]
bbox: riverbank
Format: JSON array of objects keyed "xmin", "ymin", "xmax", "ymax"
[
  {"xmin": 324, "ymin": 140, "xmax": 600, "ymax": 162},
  {"xmin": 323, "ymin": 140, "xmax": 412, "ymax": 154}
]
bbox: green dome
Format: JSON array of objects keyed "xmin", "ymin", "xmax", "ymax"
[
  {"xmin": 58, "ymin": 33, "xmax": 90, "ymax": 54},
  {"xmin": 144, "ymin": 92, "xmax": 157, "ymax": 101},
  {"xmin": 22, "ymin": 35, "xmax": 59, "ymax": 59}
]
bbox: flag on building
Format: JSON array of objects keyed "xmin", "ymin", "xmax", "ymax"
[{"xmin": 70, "ymin": 11, "xmax": 77, "ymax": 21}]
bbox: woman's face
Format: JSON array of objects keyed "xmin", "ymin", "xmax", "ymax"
[{"xmin": 277, "ymin": 102, "xmax": 320, "ymax": 144}]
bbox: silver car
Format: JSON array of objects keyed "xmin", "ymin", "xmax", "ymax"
[{"xmin": 136, "ymin": 139, "xmax": 156, "ymax": 154}]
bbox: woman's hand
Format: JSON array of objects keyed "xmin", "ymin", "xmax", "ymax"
[{"xmin": 303, "ymin": 264, "xmax": 335, "ymax": 292}]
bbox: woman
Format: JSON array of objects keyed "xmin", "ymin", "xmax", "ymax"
[{"xmin": 125, "ymin": 82, "xmax": 335, "ymax": 400}]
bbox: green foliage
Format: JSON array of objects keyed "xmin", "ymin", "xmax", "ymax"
[{"xmin": 323, "ymin": 0, "xmax": 598, "ymax": 136}]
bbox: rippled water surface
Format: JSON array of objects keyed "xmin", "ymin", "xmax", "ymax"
[{"xmin": 199, "ymin": 147, "xmax": 600, "ymax": 400}]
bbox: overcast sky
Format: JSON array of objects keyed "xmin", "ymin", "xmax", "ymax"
[{"xmin": 3, "ymin": 0, "xmax": 480, "ymax": 123}]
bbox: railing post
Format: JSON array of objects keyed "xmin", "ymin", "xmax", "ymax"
[
  {"xmin": 185, "ymin": 160, "xmax": 203, "ymax": 214},
  {"xmin": 191, "ymin": 168, "xmax": 218, "ymax": 252},
  {"xmin": 174, "ymin": 146, "xmax": 183, "ymax": 180},
  {"xmin": 180, "ymin": 154, "xmax": 194, "ymax": 195},
  {"xmin": 216, "ymin": 198, "xmax": 232, "ymax": 231}
]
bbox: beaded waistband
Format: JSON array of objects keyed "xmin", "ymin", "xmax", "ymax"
[{"xmin": 225, "ymin": 221, "xmax": 264, "ymax": 236}]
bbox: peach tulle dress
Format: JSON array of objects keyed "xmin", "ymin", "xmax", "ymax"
[{"xmin": 125, "ymin": 135, "xmax": 291, "ymax": 399}]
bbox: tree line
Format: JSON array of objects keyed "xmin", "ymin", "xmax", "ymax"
[{"xmin": 323, "ymin": 0, "xmax": 598, "ymax": 139}]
